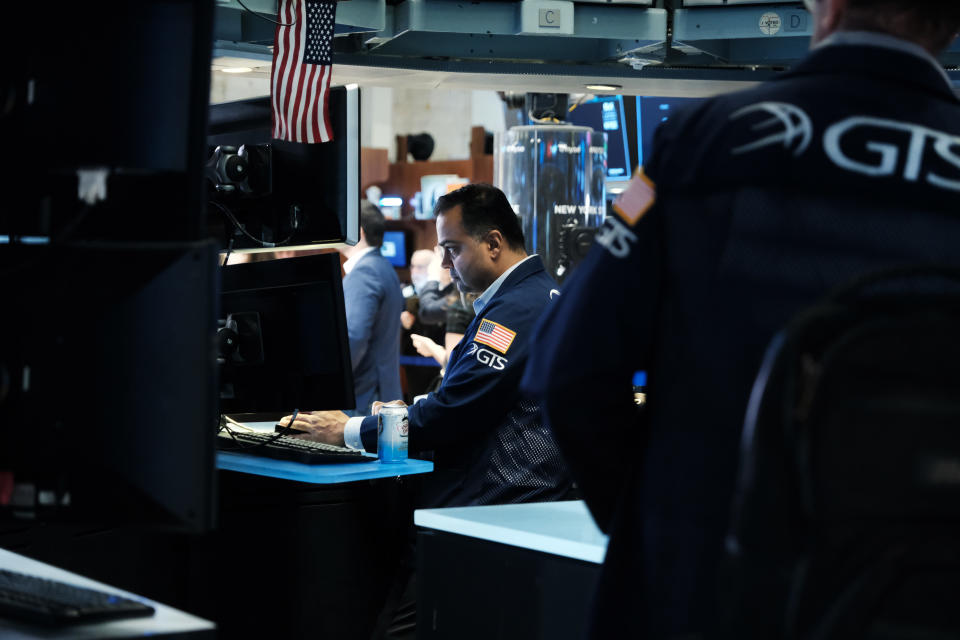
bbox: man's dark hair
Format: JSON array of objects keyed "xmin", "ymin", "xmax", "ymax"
[
  {"xmin": 843, "ymin": 0, "xmax": 960, "ymax": 52},
  {"xmin": 359, "ymin": 199, "xmax": 386, "ymax": 248},
  {"xmin": 434, "ymin": 183, "xmax": 525, "ymax": 251}
]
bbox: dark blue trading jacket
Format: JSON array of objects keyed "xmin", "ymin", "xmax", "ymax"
[
  {"xmin": 360, "ymin": 255, "xmax": 572, "ymax": 508},
  {"xmin": 522, "ymin": 42, "xmax": 960, "ymax": 638}
]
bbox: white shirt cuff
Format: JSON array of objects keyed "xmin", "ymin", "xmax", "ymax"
[{"xmin": 343, "ymin": 416, "xmax": 366, "ymax": 451}]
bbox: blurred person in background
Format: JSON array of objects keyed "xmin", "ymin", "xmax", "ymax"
[
  {"xmin": 339, "ymin": 200, "xmax": 404, "ymax": 415},
  {"xmin": 400, "ymin": 249, "xmax": 446, "ymax": 400}
]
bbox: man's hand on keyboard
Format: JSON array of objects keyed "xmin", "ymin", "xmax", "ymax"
[{"xmin": 280, "ymin": 410, "xmax": 349, "ymax": 447}]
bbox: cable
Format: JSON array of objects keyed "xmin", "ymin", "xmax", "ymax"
[
  {"xmin": 222, "ymin": 415, "xmax": 254, "ymax": 432},
  {"xmin": 527, "ymin": 109, "xmax": 562, "ymax": 125},
  {"xmin": 568, "ymin": 94, "xmax": 593, "ymax": 114},
  {"xmin": 218, "ymin": 409, "xmax": 301, "ymax": 452},
  {"xmin": 209, "ymin": 200, "xmax": 298, "ymax": 248},
  {"xmin": 235, "ymin": 0, "xmax": 297, "ymax": 27}
]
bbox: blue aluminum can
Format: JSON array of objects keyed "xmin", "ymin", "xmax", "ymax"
[{"xmin": 377, "ymin": 405, "xmax": 409, "ymax": 463}]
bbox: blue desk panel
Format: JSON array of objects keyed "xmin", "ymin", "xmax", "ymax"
[
  {"xmin": 217, "ymin": 452, "xmax": 433, "ymax": 483},
  {"xmin": 399, "ymin": 355, "xmax": 441, "ymax": 368}
]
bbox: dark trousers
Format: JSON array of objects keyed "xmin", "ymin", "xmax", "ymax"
[{"xmin": 372, "ymin": 561, "xmax": 417, "ymax": 640}]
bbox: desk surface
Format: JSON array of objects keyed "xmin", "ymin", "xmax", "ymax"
[
  {"xmin": 0, "ymin": 548, "xmax": 214, "ymax": 639},
  {"xmin": 414, "ymin": 500, "xmax": 608, "ymax": 564},
  {"xmin": 218, "ymin": 452, "xmax": 434, "ymax": 483},
  {"xmin": 217, "ymin": 421, "xmax": 433, "ymax": 483}
]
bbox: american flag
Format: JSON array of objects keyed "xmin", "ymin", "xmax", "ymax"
[
  {"xmin": 271, "ymin": 0, "xmax": 337, "ymax": 143},
  {"xmin": 474, "ymin": 319, "xmax": 517, "ymax": 354},
  {"xmin": 612, "ymin": 168, "xmax": 656, "ymax": 226}
]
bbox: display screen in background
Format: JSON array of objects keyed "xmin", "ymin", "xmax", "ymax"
[
  {"xmin": 566, "ymin": 95, "xmax": 632, "ymax": 182},
  {"xmin": 637, "ymin": 97, "xmax": 705, "ymax": 169},
  {"xmin": 380, "ymin": 230, "xmax": 408, "ymax": 268}
]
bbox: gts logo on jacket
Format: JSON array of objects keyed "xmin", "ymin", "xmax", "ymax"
[
  {"xmin": 730, "ymin": 102, "xmax": 960, "ymax": 192},
  {"xmin": 466, "ymin": 342, "xmax": 509, "ymax": 370}
]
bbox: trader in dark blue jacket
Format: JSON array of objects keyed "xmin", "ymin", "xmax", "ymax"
[
  {"xmin": 291, "ymin": 185, "xmax": 572, "ymax": 639},
  {"xmin": 340, "ymin": 201, "xmax": 404, "ymax": 415},
  {"xmin": 522, "ymin": 0, "xmax": 960, "ymax": 637},
  {"xmin": 290, "ymin": 183, "xmax": 571, "ymax": 508}
]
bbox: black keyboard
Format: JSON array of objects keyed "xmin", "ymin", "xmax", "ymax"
[
  {"xmin": 0, "ymin": 568, "xmax": 155, "ymax": 626},
  {"xmin": 216, "ymin": 430, "xmax": 374, "ymax": 464}
]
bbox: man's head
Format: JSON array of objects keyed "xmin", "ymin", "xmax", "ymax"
[
  {"xmin": 434, "ymin": 183, "xmax": 527, "ymax": 293},
  {"xmin": 340, "ymin": 200, "xmax": 386, "ymax": 258},
  {"xmin": 359, "ymin": 200, "xmax": 386, "ymax": 248},
  {"xmin": 409, "ymin": 249, "xmax": 435, "ymax": 293},
  {"xmin": 806, "ymin": 0, "xmax": 960, "ymax": 54}
]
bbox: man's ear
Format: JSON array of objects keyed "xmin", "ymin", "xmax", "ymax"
[{"xmin": 486, "ymin": 230, "xmax": 505, "ymax": 258}]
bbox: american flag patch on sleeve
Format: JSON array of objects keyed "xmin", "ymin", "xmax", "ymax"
[
  {"xmin": 612, "ymin": 168, "xmax": 656, "ymax": 226},
  {"xmin": 474, "ymin": 319, "xmax": 517, "ymax": 354}
]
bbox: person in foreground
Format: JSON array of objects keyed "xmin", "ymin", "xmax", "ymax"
[
  {"xmin": 288, "ymin": 183, "xmax": 571, "ymax": 508},
  {"xmin": 522, "ymin": 1, "xmax": 960, "ymax": 637}
]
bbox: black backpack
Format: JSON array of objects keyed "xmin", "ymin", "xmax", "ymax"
[{"xmin": 717, "ymin": 267, "xmax": 960, "ymax": 640}]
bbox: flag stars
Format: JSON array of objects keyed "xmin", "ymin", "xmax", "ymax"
[{"xmin": 303, "ymin": 0, "xmax": 334, "ymax": 64}]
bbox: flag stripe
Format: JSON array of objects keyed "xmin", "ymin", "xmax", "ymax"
[
  {"xmin": 317, "ymin": 64, "xmax": 332, "ymax": 142},
  {"xmin": 303, "ymin": 62, "xmax": 318, "ymax": 143},
  {"xmin": 295, "ymin": 3, "xmax": 311, "ymax": 142},
  {"xmin": 478, "ymin": 337, "xmax": 511, "ymax": 350},
  {"xmin": 275, "ymin": 0, "xmax": 296, "ymax": 139},
  {"xmin": 293, "ymin": 45, "xmax": 310, "ymax": 141},
  {"xmin": 270, "ymin": 0, "xmax": 292, "ymax": 138},
  {"xmin": 281, "ymin": 0, "xmax": 300, "ymax": 139},
  {"xmin": 281, "ymin": 0, "xmax": 297, "ymax": 139},
  {"xmin": 319, "ymin": 64, "xmax": 332, "ymax": 142},
  {"xmin": 283, "ymin": 1, "xmax": 304, "ymax": 141}
]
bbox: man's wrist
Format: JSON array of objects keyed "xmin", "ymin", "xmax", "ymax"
[{"xmin": 343, "ymin": 417, "xmax": 365, "ymax": 450}]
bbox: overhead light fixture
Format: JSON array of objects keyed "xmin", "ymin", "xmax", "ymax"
[
  {"xmin": 221, "ymin": 67, "xmax": 253, "ymax": 74},
  {"xmin": 585, "ymin": 83, "xmax": 622, "ymax": 91}
]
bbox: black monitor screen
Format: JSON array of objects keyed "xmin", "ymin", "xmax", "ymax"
[
  {"xmin": 219, "ymin": 253, "xmax": 355, "ymax": 416},
  {"xmin": 637, "ymin": 96, "xmax": 706, "ymax": 169},
  {"xmin": 3, "ymin": 3, "xmax": 213, "ymax": 243},
  {"xmin": 207, "ymin": 85, "xmax": 360, "ymax": 252},
  {"xmin": 566, "ymin": 95, "xmax": 633, "ymax": 183},
  {"xmin": 0, "ymin": 242, "xmax": 219, "ymax": 532},
  {"xmin": 380, "ymin": 231, "xmax": 408, "ymax": 268}
]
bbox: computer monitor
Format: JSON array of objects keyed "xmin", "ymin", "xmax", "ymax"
[
  {"xmin": 2, "ymin": 3, "xmax": 213, "ymax": 243},
  {"xmin": 380, "ymin": 230, "xmax": 409, "ymax": 268},
  {"xmin": 219, "ymin": 253, "xmax": 355, "ymax": 416},
  {"xmin": 565, "ymin": 95, "xmax": 634, "ymax": 185},
  {"xmin": 207, "ymin": 85, "xmax": 361, "ymax": 252},
  {"xmin": 0, "ymin": 242, "xmax": 220, "ymax": 533},
  {"xmin": 637, "ymin": 96, "xmax": 706, "ymax": 169}
]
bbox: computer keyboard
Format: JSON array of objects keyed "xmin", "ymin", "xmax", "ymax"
[
  {"xmin": 0, "ymin": 568, "xmax": 155, "ymax": 626},
  {"xmin": 216, "ymin": 430, "xmax": 374, "ymax": 464}
]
